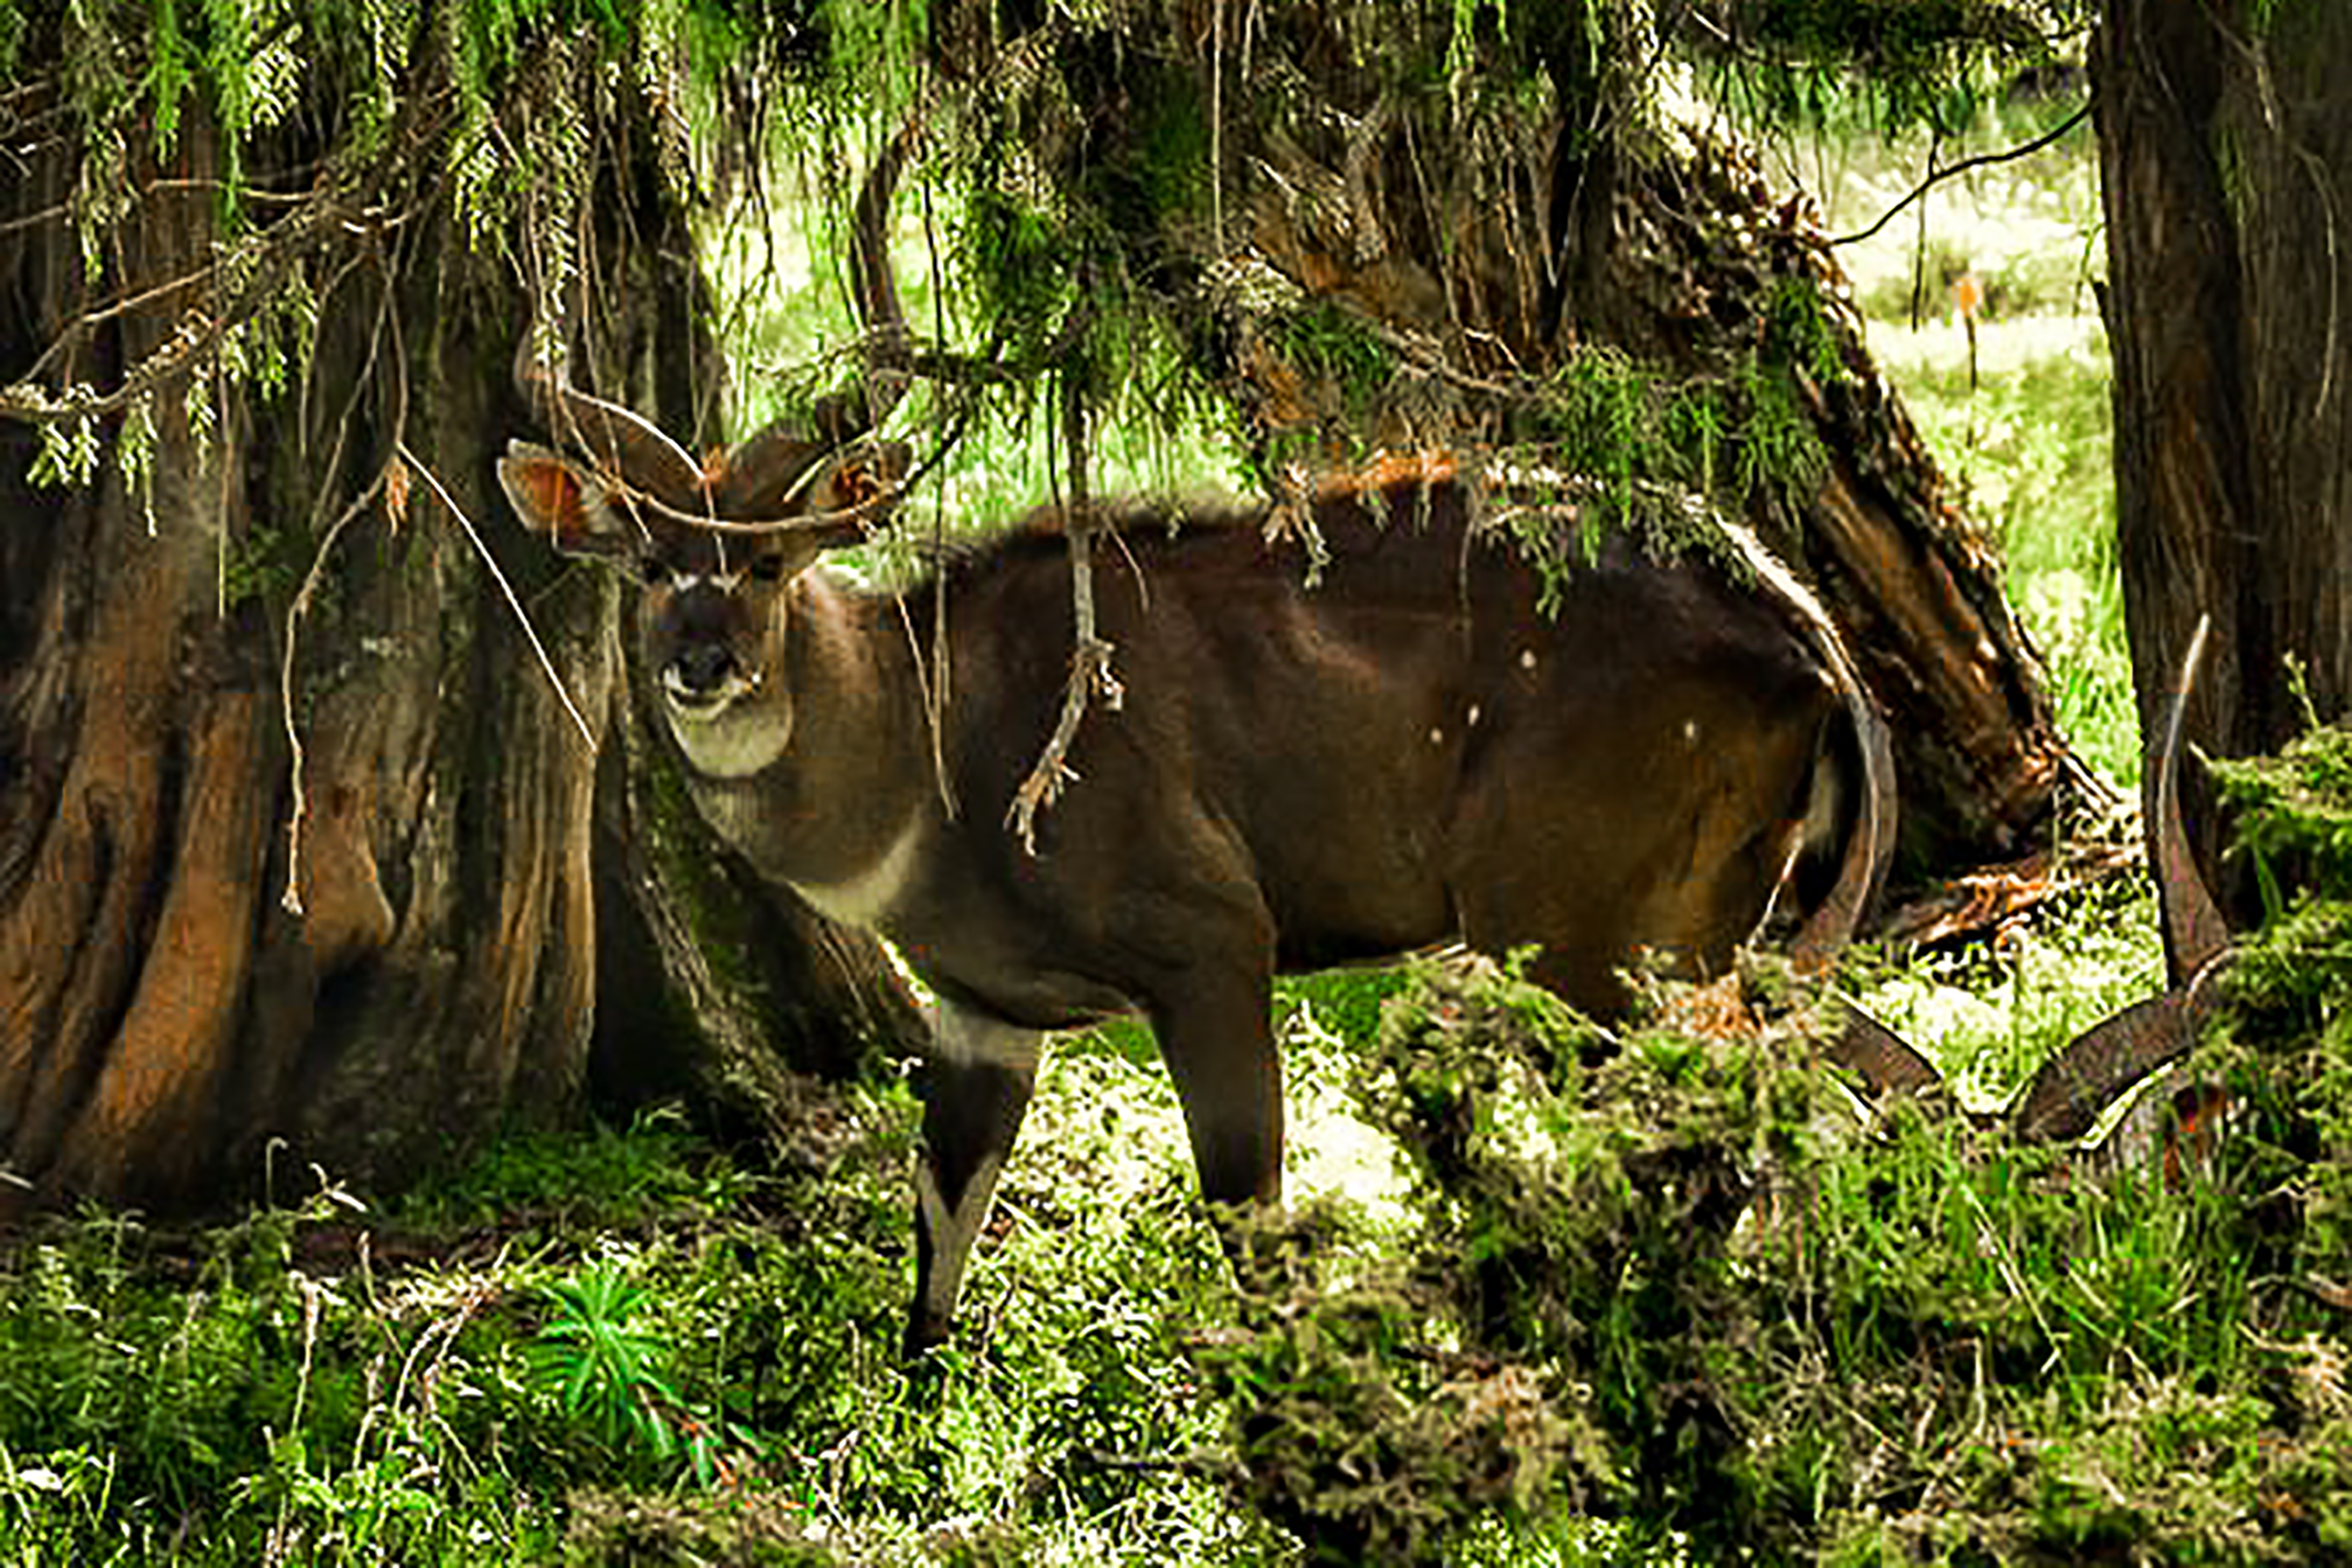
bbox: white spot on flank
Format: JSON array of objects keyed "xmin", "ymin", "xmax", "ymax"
[
  {"xmin": 1428, "ymin": 726, "xmax": 1445, "ymax": 747},
  {"xmin": 1683, "ymin": 718, "xmax": 1701, "ymax": 746},
  {"xmin": 1519, "ymin": 648, "xmax": 1537, "ymax": 672},
  {"xmin": 1467, "ymin": 703, "xmax": 1483, "ymax": 728},
  {"xmin": 788, "ymin": 816, "xmax": 924, "ymax": 930}
]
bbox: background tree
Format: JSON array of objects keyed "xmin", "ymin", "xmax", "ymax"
[
  {"xmin": 2096, "ymin": 0, "xmax": 2351, "ymax": 954},
  {"xmin": 1, "ymin": 0, "xmax": 2116, "ymax": 1213}
]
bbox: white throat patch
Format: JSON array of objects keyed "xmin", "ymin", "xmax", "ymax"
[{"xmin": 666, "ymin": 691, "xmax": 793, "ymax": 780}]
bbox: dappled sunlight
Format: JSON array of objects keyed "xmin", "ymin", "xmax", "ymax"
[
  {"xmin": 1277, "ymin": 996, "xmax": 1418, "ymax": 1233},
  {"xmin": 1866, "ymin": 310, "xmax": 2110, "ymax": 380},
  {"xmin": 1866, "ymin": 306, "xmax": 2140, "ymax": 787},
  {"xmin": 1854, "ymin": 879, "xmax": 2169, "ymax": 1113}
]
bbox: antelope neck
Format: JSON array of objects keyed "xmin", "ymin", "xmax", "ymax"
[{"xmin": 676, "ymin": 569, "xmax": 930, "ymax": 916}]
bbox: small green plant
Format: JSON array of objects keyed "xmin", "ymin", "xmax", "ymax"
[
  {"xmin": 2211, "ymin": 719, "xmax": 2352, "ymax": 1279},
  {"xmin": 529, "ymin": 1264, "xmax": 687, "ymax": 1461}
]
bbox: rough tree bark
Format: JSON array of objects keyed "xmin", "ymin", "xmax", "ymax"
[
  {"xmin": 2096, "ymin": 0, "xmax": 2351, "ymax": 950},
  {"xmin": 0, "ymin": 60, "xmax": 918, "ymax": 1212}
]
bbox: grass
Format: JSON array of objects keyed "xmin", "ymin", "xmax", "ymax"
[
  {"xmin": 1789, "ymin": 104, "xmax": 2139, "ymax": 790},
  {"xmin": 1849, "ymin": 865, "xmax": 2166, "ymax": 1108},
  {"xmin": 1871, "ymin": 313, "xmax": 2138, "ymax": 792}
]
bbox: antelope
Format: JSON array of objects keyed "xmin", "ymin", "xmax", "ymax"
[{"xmin": 499, "ymin": 136, "xmax": 1907, "ymax": 1354}]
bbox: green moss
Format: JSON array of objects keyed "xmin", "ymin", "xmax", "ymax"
[
  {"xmin": 637, "ymin": 733, "xmax": 767, "ymax": 1012},
  {"xmin": 2210, "ymin": 721, "xmax": 2352, "ymax": 1278},
  {"xmin": 1275, "ymin": 300, "xmax": 1398, "ymax": 425},
  {"xmin": 1181, "ymin": 935, "xmax": 2352, "ymax": 1559},
  {"xmin": 1083, "ymin": 59, "xmax": 1215, "ymax": 240}
]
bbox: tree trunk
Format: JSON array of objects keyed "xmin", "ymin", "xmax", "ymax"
[
  {"xmin": 0, "ymin": 74, "xmax": 918, "ymax": 1212},
  {"xmin": 2095, "ymin": 0, "xmax": 2352, "ymax": 944}
]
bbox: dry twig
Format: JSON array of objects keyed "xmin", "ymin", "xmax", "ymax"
[{"xmin": 1007, "ymin": 354, "xmax": 1123, "ymax": 854}]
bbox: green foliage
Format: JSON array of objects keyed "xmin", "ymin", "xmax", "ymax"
[
  {"xmin": 2214, "ymin": 721, "xmax": 2352, "ymax": 910},
  {"xmin": 959, "ymin": 183, "xmax": 1079, "ymax": 370},
  {"xmin": 1195, "ymin": 1202, "xmax": 1599, "ymax": 1566},
  {"xmin": 1703, "ymin": 0, "xmax": 2092, "ymax": 141},
  {"xmin": 529, "ymin": 1266, "xmax": 688, "ymax": 1462},
  {"xmin": 1189, "ymin": 932, "xmax": 2351, "ymax": 1562},
  {"xmin": 4, "ymin": 0, "xmax": 821, "ymax": 484},
  {"xmin": 1264, "ymin": 300, "xmax": 1399, "ymax": 443},
  {"xmin": 2211, "ymin": 722, "xmax": 2352, "ymax": 1278},
  {"xmin": 1476, "ymin": 271, "xmax": 1840, "ymax": 552},
  {"xmin": 0, "ymin": 1189, "xmax": 559, "ymax": 1562},
  {"xmin": 219, "ymin": 516, "xmax": 301, "ymax": 607},
  {"xmin": 4, "ymin": 877, "xmax": 2348, "ymax": 1563},
  {"xmin": 1853, "ymin": 868, "xmax": 2165, "ymax": 1106},
  {"xmin": 1352, "ymin": 959, "xmax": 1831, "ymax": 1546},
  {"xmin": 562, "ymin": 1485, "xmax": 844, "ymax": 1566},
  {"xmin": 1080, "ymin": 55, "xmax": 1216, "ymax": 242},
  {"xmin": 740, "ymin": 0, "xmax": 2080, "ymax": 544},
  {"xmin": 389, "ymin": 1103, "xmax": 764, "ymax": 1232},
  {"xmin": 25, "ymin": 393, "xmax": 101, "ymax": 488},
  {"xmin": 0, "ymin": 0, "xmax": 23, "ymax": 80}
]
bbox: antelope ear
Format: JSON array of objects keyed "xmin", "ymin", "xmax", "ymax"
[
  {"xmin": 498, "ymin": 440, "xmax": 636, "ymax": 560},
  {"xmin": 802, "ymin": 439, "xmax": 912, "ymax": 524}
]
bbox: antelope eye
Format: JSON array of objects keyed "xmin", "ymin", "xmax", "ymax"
[
  {"xmin": 638, "ymin": 555, "xmax": 672, "ymax": 587},
  {"xmin": 747, "ymin": 553, "xmax": 786, "ymax": 583}
]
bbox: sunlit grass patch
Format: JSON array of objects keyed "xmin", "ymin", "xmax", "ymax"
[
  {"xmin": 1806, "ymin": 114, "xmax": 2102, "ymax": 327},
  {"xmin": 1851, "ymin": 874, "xmax": 2167, "ymax": 1109},
  {"xmin": 1280, "ymin": 973, "xmax": 1418, "ymax": 1232}
]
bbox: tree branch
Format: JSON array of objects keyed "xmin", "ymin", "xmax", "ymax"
[
  {"xmin": 1831, "ymin": 100, "xmax": 2093, "ymax": 248},
  {"xmin": 0, "ymin": 91, "xmax": 450, "ymax": 429},
  {"xmin": 402, "ymin": 442, "xmax": 597, "ymax": 753}
]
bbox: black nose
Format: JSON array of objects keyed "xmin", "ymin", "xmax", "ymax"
[{"xmin": 669, "ymin": 643, "xmax": 739, "ymax": 696}]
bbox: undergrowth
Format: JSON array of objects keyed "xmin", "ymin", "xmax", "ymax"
[
  {"xmin": 1205, "ymin": 870, "xmax": 2352, "ymax": 1562},
  {"xmin": 4, "ymin": 807, "xmax": 2347, "ymax": 1564}
]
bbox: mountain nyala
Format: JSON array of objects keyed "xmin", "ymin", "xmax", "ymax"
[{"xmin": 500, "ymin": 131, "xmax": 1895, "ymax": 1354}]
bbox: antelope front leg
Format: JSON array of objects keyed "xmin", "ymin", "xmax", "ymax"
[{"xmin": 905, "ymin": 1000, "xmax": 1043, "ymax": 1356}]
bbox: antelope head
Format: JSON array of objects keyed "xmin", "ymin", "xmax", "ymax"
[
  {"xmin": 496, "ymin": 403, "xmax": 907, "ymax": 773},
  {"xmin": 500, "ymin": 125, "xmax": 918, "ymax": 773},
  {"xmin": 1834, "ymin": 616, "xmax": 2235, "ymax": 1166}
]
